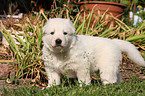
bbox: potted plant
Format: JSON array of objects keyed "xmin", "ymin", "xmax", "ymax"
[{"xmin": 77, "ymin": 0, "xmax": 127, "ymax": 27}]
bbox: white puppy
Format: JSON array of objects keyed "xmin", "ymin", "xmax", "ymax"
[{"xmin": 42, "ymin": 18, "xmax": 145, "ymax": 87}]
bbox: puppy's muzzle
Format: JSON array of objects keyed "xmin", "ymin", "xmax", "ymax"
[{"xmin": 55, "ymin": 39, "xmax": 62, "ymax": 46}]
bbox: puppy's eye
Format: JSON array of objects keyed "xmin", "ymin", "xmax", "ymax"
[
  {"xmin": 50, "ymin": 32, "xmax": 54, "ymax": 35},
  {"xmin": 63, "ymin": 32, "xmax": 68, "ymax": 35}
]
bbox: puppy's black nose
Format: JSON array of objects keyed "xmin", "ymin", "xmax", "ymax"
[{"xmin": 55, "ymin": 39, "xmax": 62, "ymax": 45}]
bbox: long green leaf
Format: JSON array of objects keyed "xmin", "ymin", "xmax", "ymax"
[
  {"xmin": 0, "ymin": 30, "xmax": 15, "ymax": 52},
  {"xmin": 0, "ymin": 28, "xmax": 22, "ymax": 59},
  {"xmin": 86, "ymin": 7, "xmax": 94, "ymax": 35},
  {"xmin": 93, "ymin": 21, "xmax": 108, "ymax": 30},
  {"xmin": 126, "ymin": 35, "xmax": 145, "ymax": 41},
  {"xmin": 99, "ymin": 27, "xmax": 117, "ymax": 37},
  {"xmin": 12, "ymin": 30, "xmax": 26, "ymax": 48}
]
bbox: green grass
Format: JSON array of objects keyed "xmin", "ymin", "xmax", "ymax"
[{"xmin": 1, "ymin": 77, "xmax": 145, "ymax": 96}]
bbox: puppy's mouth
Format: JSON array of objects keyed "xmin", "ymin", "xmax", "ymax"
[
  {"xmin": 53, "ymin": 45, "xmax": 63, "ymax": 49},
  {"xmin": 52, "ymin": 45, "xmax": 65, "ymax": 53}
]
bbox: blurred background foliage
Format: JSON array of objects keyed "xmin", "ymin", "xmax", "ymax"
[{"xmin": 0, "ymin": 0, "xmax": 144, "ymax": 26}]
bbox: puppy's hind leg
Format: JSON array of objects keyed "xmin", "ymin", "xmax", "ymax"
[{"xmin": 99, "ymin": 62, "xmax": 120, "ymax": 85}]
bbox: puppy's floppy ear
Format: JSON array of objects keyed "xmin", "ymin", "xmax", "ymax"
[
  {"xmin": 67, "ymin": 19, "xmax": 77, "ymax": 48},
  {"xmin": 67, "ymin": 19, "xmax": 76, "ymax": 34}
]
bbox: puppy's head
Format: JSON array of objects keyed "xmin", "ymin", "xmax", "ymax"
[{"xmin": 42, "ymin": 18, "xmax": 76, "ymax": 53}]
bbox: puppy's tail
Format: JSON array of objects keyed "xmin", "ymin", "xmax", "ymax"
[{"xmin": 113, "ymin": 39, "xmax": 145, "ymax": 67}]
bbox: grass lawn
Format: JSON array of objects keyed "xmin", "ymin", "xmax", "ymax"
[{"xmin": 1, "ymin": 77, "xmax": 145, "ymax": 96}]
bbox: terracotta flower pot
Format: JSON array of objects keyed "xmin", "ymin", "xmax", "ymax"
[{"xmin": 77, "ymin": 1, "xmax": 126, "ymax": 27}]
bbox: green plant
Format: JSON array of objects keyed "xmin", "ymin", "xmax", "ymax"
[{"xmin": 0, "ymin": 11, "xmax": 47, "ymax": 86}]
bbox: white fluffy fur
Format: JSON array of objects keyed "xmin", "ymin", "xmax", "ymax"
[{"xmin": 42, "ymin": 18, "xmax": 145, "ymax": 87}]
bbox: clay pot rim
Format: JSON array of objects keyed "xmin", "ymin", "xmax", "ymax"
[{"xmin": 77, "ymin": 1, "xmax": 126, "ymax": 8}]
